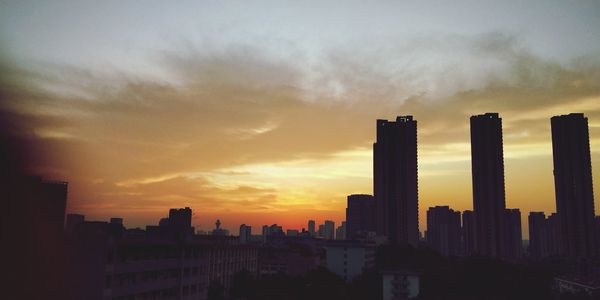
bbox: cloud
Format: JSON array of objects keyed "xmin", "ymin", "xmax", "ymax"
[{"xmin": 1, "ymin": 32, "xmax": 600, "ymax": 232}]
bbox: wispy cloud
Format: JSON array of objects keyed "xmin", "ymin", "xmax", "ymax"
[{"xmin": 1, "ymin": 32, "xmax": 599, "ymax": 232}]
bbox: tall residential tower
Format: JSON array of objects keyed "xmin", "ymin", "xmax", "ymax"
[
  {"xmin": 470, "ymin": 113, "xmax": 507, "ymax": 258},
  {"xmin": 374, "ymin": 116, "xmax": 419, "ymax": 246},
  {"xmin": 551, "ymin": 113, "xmax": 596, "ymax": 257}
]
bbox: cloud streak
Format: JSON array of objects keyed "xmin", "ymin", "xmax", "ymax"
[{"xmin": 1, "ymin": 32, "xmax": 599, "ymax": 233}]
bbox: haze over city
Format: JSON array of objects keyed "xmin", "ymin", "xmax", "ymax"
[{"xmin": 1, "ymin": 0, "xmax": 600, "ymax": 235}]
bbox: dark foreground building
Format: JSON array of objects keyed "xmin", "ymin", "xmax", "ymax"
[
  {"xmin": 470, "ymin": 113, "xmax": 507, "ymax": 258},
  {"xmin": 462, "ymin": 210, "xmax": 476, "ymax": 256},
  {"xmin": 374, "ymin": 116, "xmax": 419, "ymax": 246},
  {"xmin": 551, "ymin": 113, "xmax": 597, "ymax": 258},
  {"xmin": 528, "ymin": 212, "xmax": 550, "ymax": 259}
]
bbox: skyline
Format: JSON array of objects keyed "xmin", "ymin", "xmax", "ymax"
[{"xmin": 1, "ymin": 1, "xmax": 600, "ymax": 235}]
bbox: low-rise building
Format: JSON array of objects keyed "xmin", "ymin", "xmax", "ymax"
[{"xmin": 324, "ymin": 240, "xmax": 375, "ymax": 282}]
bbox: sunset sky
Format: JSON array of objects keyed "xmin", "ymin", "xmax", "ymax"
[{"xmin": 1, "ymin": 1, "xmax": 600, "ymax": 236}]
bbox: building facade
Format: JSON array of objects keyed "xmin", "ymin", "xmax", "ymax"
[
  {"xmin": 324, "ymin": 241, "xmax": 375, "ymax": 282},
  {"xmin": 551, "ymin": 113, "xmax": 597, "ymax": 258},
  {"xmin": 470, "ymin": 113, "xmax": 507, "ymax": 258},
  {"xmin": 374, "ymin": 116, "xmax": 419, "ymax": 246}
]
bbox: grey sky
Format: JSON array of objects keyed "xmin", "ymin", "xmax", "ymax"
[{"xmin": 2, "ymin": 0, "xmax": 599, "ymax": 78}]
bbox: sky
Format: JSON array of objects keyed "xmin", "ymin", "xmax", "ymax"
[{"xmin": 1, "ymin": 0, "xmax": 600, "ymax": 236}]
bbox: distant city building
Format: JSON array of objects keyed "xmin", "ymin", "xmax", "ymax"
[
  {"xmin": 470, "ymin": 113, "xmax": 507, "ymax": 258},
  {"xmin": 262, "ymin": 224, "xmax": 284, "ymax": 242},
  {"xmin": 262, "ymin": 225, "xmax": 270, "ymax": 243},
  {"xmin": 382, "ymin": 270, "xmax": 421, "ymax": 300},
  {"xmin": 169, "ymin": 207, "xmax": 192, "ymax": 231},
  {"xmin": 308, "ymin": 220, "xmax": 316, "ymax": 237},
  {"xmin": 239, "ymin": 224, "xmax": 251, "ymax": 244},
  {"xmin": 324, "ymin": 220, "xmax": 335, "ymax": 240},
  {"xmin": 335, "ymin": 221, "xmax": 346, "ymax": 240},
  {"xmin": 528, "ymin": 212, "xmax": 549, "ymax": 259},
  {"xmin": 110, "ymin": 217, "xmax": 123, "ymax": 225},
  {"xmin": 462, "ymin": 210, "xmax": 476, "ymax": 256},
  {"xmin": 212, "ymin": 219, "xmax": 229, "ymax": 236},
  {"xmin": 286, "ymin": 229, "xmax": 299, "ymax": 237},
  {"xmin": 146, "ymin": 207, "xmax": 195, "ymax": 240},
  {"xmin": 504, "ymin": 209, "xmax": 523, "ymax": 259},
  {"xmin": 269, "ymin": 224, "xmax": 284, "ymax": 236},
  {"xmin": 324, "ymin": 240, "xmax": 375, "ymax": 282},
  {"xmin": 346, "ymin": 194, "xmax": 376, "ymax": 239},
  {"xmin": 551, "ymin": 113, "xmax": 597, "ymax": 258},
  {"xmin": 426, "ymin": 206, "xmax": 461, "ymax": 256},
  {"xmin": 374, "ymin": 116, "xmax": 419, "ymax": 246}
]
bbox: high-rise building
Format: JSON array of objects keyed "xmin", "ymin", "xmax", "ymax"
[
  {"xmin": 374, "ymin": 116, "xmax": 419, "ymax": 246},
  {"xmin": 462, "ymin": 210, "xmax": 476, "ymax": 256},
  {"xmin": 528, "ymin": 212, "xmax": 549, "ymax": 259},
  {"xmin": 470, "ymin": 113, "xmax": 506, "ymax": 258},
  {"xmin": 308, "ymin": 220, "xmax": 316, "ymax": 237},
  {"xmin": 346, "ymin": 194, "xmax": 376, "ymax": 239},
  {"xmin": 426, "ymin": 206, "xmax": 461, "ymax": 256},
  {"xmin": 239, "ymin": 224, "xmax": 251, "ymax": 244},
  {"xmin": 504, "ymin": 209, "xmax": 523, "ymax": 259},
  {"xmin": 551, "ymin": 113, "xmax": 597, "ymax": 258},
  {"xmin": 324, "ymin": 220, "xmax": 335, "ymax": 240}
]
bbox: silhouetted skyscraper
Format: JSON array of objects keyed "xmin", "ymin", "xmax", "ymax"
[
  {"xmin": 551, "ymin": 113, "xmax": 597, "ymax": 258},
  {"xmin": 462, "ymin": 210, "xmax": 476, "ymax": 256},
  {"xmin": 528, "ymin": 212, "xmax": 549, "ymax": 259},
  {"xmin": 504, "ymin": 208, "xmax": 523, "ymax": 259},
  {"xmin": 346, "ymin": 194, "xmax": 376, "ymax": 239},
  {"xmin": 426, "ymin": 206, "xmax": 461, "ymax": 256},
  {"xmin": 374, "ymin": 116, "xmax": 419, "ymax": 246},
  {"xmin": 470, "ymin": 113, "xmax": 506, "ymax": 258}
]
